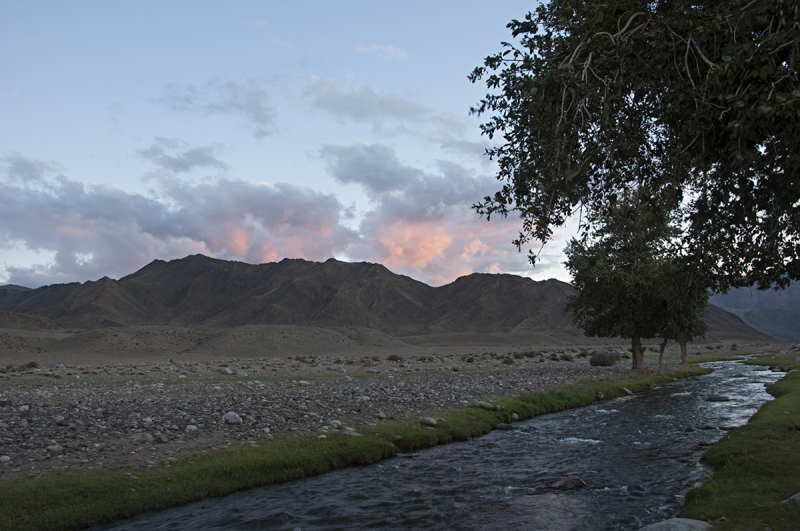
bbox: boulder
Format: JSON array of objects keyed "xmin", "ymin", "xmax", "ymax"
[
  {"xmin": 421, "ymin": 417, "xmax": 437, "ymax": 426},
  {"xmin": 636, "ymin": 518, "xmax": 711, "ymax": 531},
  {"xmin": 222, "ymin": 411, "xmax": 243, "ymax": 424}
]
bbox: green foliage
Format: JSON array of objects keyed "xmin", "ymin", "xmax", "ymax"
[
  {"xmin": 470, "ymin": 0, "xmax": 800, "ymax": 289},
  {"xmin": 564, "ymin": 190, "xmax": 708, "ymax": 368},
  {"xmin": 589, "ymin": 351, "xmax": 619, "ymax": 367}
]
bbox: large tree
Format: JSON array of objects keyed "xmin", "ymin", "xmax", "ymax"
[
  {"xmin": 564, "ymin": 190, "xmax": 708, "ymax": 371},
  {"xmin": 470, "ymin": 0, "xmax": 799, "ymax": 290}
]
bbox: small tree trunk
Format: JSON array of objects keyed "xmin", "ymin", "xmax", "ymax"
[
  {"xmin": 631, "ymin": 337, "xmax": 645, "ymax": 372},
  {"xmin": 657, "ymin": 338, "xmax": 668, "ymax": 375},
  {"xmin": 680, "ymin": 340, "xmax": 688, "ymax": 365}
]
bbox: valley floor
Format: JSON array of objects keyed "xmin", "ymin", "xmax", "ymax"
[{"xmin": 0, "ymin": 336, "xmax": 784, "ymax": 482}]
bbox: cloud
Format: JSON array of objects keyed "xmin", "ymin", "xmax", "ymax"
[
  {"xmin": 319, "ymin": 142, "xmax": 547, "ymax": 285},
  {"xmin": 1, "ymin": 150, "xmax": 562, "ymax": 289},
  {"xmin": 0, "ymin": 154, "xmax": 355, "ymax": 287},
  {"xmin": 1, "ymin": 152, "xmax": 62, "ymax": 182},
  {"xmin": 303, "ymin": 78, "xmax": 466, "ymax": 136},
  {"xmin": 156, "ymin": 78, "xmax": 277, "ymax": 138},
  {"xmin": 355, "ymin": 43, "xmax": 407, "ymax": 60},
  {"xmin": 137, "ymin": 138, "xmax": 229, "ymax": 173}
]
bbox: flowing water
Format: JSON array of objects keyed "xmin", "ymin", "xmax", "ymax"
[{"xmin": 94, "ymin": 361, "xmax": 784, "ymax": 531}]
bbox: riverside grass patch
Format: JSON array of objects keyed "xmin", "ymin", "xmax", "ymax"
[
  {"xmin": 683, "ymin": 356, "xmax": 800, "ymax": 530},
  {"xmin": 0, "ymin": 366, "xmax": 708, "ymax": 531}
]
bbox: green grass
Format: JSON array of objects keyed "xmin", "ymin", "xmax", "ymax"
[
  {"xmin": 683, "ymin": 358, "xmax": 800, "ymax": 530},
  {"xmin": 0, "ymin": 366, "xmax": 708, "ymax": 531}
]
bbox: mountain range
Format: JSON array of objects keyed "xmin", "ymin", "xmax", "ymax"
[{"xmin": 0, "ymin": 254, "xmax": 771, "ymax": 342}]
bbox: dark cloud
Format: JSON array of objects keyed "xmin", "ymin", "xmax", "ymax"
[
  {"xmin": 303, "ymin": 78, "xmax": 466, "ymax": 136},
  {"xmin": 2, "ymin": 152, "xmax": 62, "ymax": 182},
  {"xmin": 156, "ymin": 78, "xmax": 277, "ymax": 138},
  {"xmin": 319, "ymin": 143, "xmax": 419, "ymax": 195},
  {"xmin": 1, "ymin": 154, "xmax": 354, "ymax": 287},
  {"xmin": 138, "ymin": 138, "xmax": 229, "ymax": 173}
]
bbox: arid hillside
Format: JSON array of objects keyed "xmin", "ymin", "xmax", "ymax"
[{"xmin": 0, "ymin": 254, "xmax": 772, "ymax": 342}]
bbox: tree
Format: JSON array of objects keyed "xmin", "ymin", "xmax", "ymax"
[
  {"xmin": 564, "ymin": 190, "xmax": 707, "ymax": 372},
  {"xmin": 470, "ymin": 0, "xmax": 799, "ymax": 291}
]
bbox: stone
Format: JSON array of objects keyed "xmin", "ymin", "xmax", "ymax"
[
  {"xmin": 185, "ymin": 425, "xmax": 198, "ymax": 432},
  {"xmin": 236, "ymin": 370, "xmax": 248, "ymax": 377},
  {"xmin": 329, "ymin": 420, "xmax": 342, "ymax": 429},
  {"xmin": 327, "ymin": 365, "xmax": 345, "ymax": 372},
  {"xmin": 511, "ymin": 413, "xmax": 519, "ymax": 421},
  {"xmin": 495, "ymin": 423, "xmax": 513, "ymax": 430},
  {"xmin": 297, "ymin": 380, "xmax": 311, "ymax": 386},
  {"xmin": 222, "ymin": 411, "xmax": 243, "ymax": 424},
  {"xmin": 153, "ymin": 433, "xmax": 169, "ymax": 444},
  {"xmin": 0, "ymin": 455, "xmax": 10, "ymax": 462},
  {"xmin": 473, "ymin": 401, "xmax": 493, "ymax": 409},
  {"xmin": 54, "ymin": 415, "xmax": 67, "ymax": 426},
  {"xmin": 341, "ymin": 427, "xmax": 362, "ymax": 436},
  {"xmin": 636, "ymin": 518, "xmax": 711, "ymax": 531},
  {"xmin": 537, "ymin": 477, "xmax": 587, "ymax": 490},
  {"xmin": 318, "ymin": 434, "xmax": 327, "ymax": 439},
  {"xmin": 377, "ymin": 412, "xmax": 388, "ymax": 419},
  {"xmin": 0, "ymin": 399, "xmax": 11, "ymax": 407},
  {"xmin": 781, "ymin": 492, "xmax": 800, "ymax": 504},
  {"xmin": 133, "ymin": 433, "xmax": 155, "ymax": 444},
  {"xmin": 623, "ymin": 388, "xmax": 634, "ymax": 396},
  {"xmin": 223, "ymin": 368, "xmax": 234, "ymax": 375},
  {"xmin": 596, "ymin": 391, "xmax": 604, "ymax": 399},
  {"xmin": 421, "ymin": 417, "xmax": 437, "ymax": 426},
  {"xmin": 706, "ymin": 395, "xmax": 731, "ymax": 402},
  {"xmin": 46, "ymin": 445, "xmax": 64, "ymax": 454}
]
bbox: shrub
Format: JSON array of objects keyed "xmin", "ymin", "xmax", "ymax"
[
  {"xmin": 577, "ymin": 350, "xmax": 590, "ymax": 358},
  {"xmin": 502, "ymin": 357, "xmax": 515, "ymax": 365},
  {"xmin": 559, "ymin": 353, "xmax": 574, "ymax": 362},
  {"xmin": 465, "ymin": 356, "xmax": 475, "ymax": 363},
  {"xmin": 387, "ymin": 354, "xmax": 403, "ymax": 362},
  {"xmin": 589, "ymin": 351, "xmax": 619, "ymax": 367}
]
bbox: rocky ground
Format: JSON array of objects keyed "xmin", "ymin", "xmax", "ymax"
[{"xmin": 0, "ymin": 342, "xmax": 780, "ymax": 481}]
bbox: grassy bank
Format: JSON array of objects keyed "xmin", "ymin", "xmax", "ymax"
[
  {"xmin": 0, "ymin": 366, "xmax": 707, "ymax": 531},
  {"xmin": 683, "ymin": 355, "xmax": 800, "ymax": 530}
]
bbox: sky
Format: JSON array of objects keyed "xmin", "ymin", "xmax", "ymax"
[{"xmin": 0, "ymin": 1, "xmax": 576, "ymax": 289}]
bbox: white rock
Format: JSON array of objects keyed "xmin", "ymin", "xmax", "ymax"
[
  {"xmin": 511, "ymin": 413, "xmax": 520, "ymax": 421},
  {"xmin": 0, "ymin": 455, "xmax": 10, "ymax": 462},
  {"xmin": 297, "ymin": 380, "xmax": 311, "ymax": 386},
  {"xmin": 637, "ymin": 518, "xmax": 711, "ymax": 531},
  {"xmin": 421, "ymin": 417, "xmax": 437, "ymax": 426},
  {"xmin": 781, "ymin": 492, "xmax": 800, "ymax": 504},
  {"xmin": 46, "ymin": 445, "xmax": 64, "ymax": 454},
  {"xmin": 222, "ymin": 411, "xmax": 243, "ymax": 424},
  {"xmin": 473, "ymin": 401, "xmax": 493, "ymax": 409},
  {"xmin": 341, "ymin": 427, "xmax": 362, "ymax": 436},
  {"xmin": 317, "ymin": 435, "xmax": 327, "ymax": 439},
  {"xmin": 185, "ymin": 425, "xmax": 198, "ymax": 432},
  {"xmin": 236, "ymin": 370, "xmax": 248, "ymax": 377},
  {"xmin": 329, "ymin": 420, "xmax": 342, "ymax": 429},
  {"xmin": 223, "ymin": 368, "xmax": 234, "ymax": 375}
]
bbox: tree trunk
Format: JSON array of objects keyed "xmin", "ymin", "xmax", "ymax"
[
  {"xmin": 680, "ymin": 340, "xmax": 688, "ymax": 365},
  {"xmin": 631, "ymin": 337, "xmax": 645, "ymax": 371},
  {"xmin": 657, "ymin": 338, "xmax": 668, "ymax": 375}
]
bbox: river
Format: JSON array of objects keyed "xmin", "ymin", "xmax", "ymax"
[{"xmin": 93, "ymin": 360, "xmax": 784, "ymax": 531}]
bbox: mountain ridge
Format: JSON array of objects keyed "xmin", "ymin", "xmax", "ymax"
[{"xmin": 0, "ymin": 254, "xmax": 770, "ymax": 341}]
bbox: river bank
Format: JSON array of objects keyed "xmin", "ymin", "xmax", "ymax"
[
  {"xmin": 0, "ymin": 359, "xmax": 709, "ymax": 531},
  {"xmin": 682, "ymin": 352, "xmax": 800, "ymax": 530}
]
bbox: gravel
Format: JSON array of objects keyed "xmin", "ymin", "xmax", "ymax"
[{"xmin": 0, "ymin": 350, "xmax": 636, "ymax": 480}]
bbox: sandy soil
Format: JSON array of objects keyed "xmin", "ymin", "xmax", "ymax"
[{"xmin": 0, "ymin": 324, "xmax": 788, "ymax": 482}]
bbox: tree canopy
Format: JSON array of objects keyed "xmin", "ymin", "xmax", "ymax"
[
  {"xmin": 564, "ymin": 190, "xmax": 708, "ymax": 371},
  {"xmin": 470, "ymin": 0, "xmax": 799, "ymax": 290}
]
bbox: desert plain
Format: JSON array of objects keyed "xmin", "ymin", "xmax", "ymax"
[{"xmin": 0, "ymin": 318, "xmax": 785, "ymax": 483}]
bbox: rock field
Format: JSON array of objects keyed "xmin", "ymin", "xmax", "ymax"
[{"xmin": 0, "ymin": 342, "xmax": 767, "ymax": 481}]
